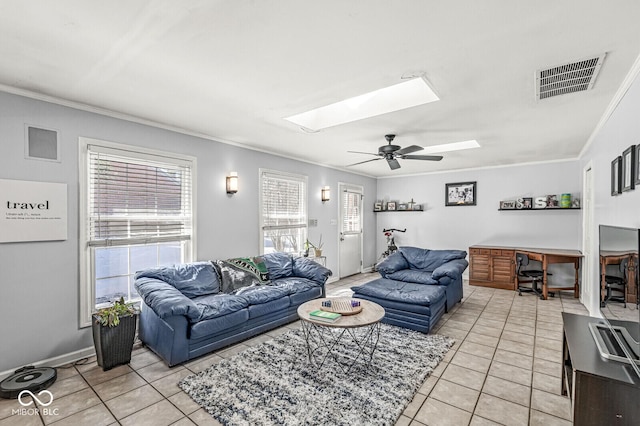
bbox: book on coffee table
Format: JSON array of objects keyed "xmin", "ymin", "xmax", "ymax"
[{"xmin": 309, "ymin": 309, "xmax": 341, "ymax": 323}]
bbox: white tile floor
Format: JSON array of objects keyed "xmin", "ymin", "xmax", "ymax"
[{"xmin": 0, "ymin": 273, "xmax": 611, "ymax": 426}]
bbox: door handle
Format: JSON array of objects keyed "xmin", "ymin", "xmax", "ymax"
[{"xmin": 339, "ymin": 232, "xmax": 344, "ymax": 241}]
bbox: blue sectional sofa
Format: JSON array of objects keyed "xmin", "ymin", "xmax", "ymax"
[
  {"xmin": 351, "ymin": 247, "xmax": 468, "ymax": 333},
  {"xmin": 134, "ymin": 253, "xmax": 331, "ymax": 366}
]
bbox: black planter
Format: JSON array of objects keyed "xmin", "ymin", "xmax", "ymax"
[{"xmin": 92, "ymin": 314, "xmax": 137, "ymax": 371}]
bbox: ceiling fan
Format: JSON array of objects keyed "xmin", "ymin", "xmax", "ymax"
[{"xmin": 347, "ymin": 134, "xmax": 443, "ymax": 170}]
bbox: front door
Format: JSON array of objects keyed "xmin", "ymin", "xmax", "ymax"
[{"xmin": 339, "ymin": 183, "xmax": 363, "ymax": 278}]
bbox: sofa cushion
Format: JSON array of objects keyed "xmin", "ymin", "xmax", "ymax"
[
  {"xmin": 232, "ymin": 284, "xmax": 290, "ymax": 305},
  {"xmin": 292, "ymin": 257, "xmax": 333, "ymax": 284},
  {"xmin": 351, "ymin": 278, "xmax": 445, "ymax": 306},
  {"xmin": 384, "ymin": 270, "xmax": 438, "ymax": 285},
  {"xmin": 271, "ymin": 277, "xmax": 321, "ymax": 295},
  {"xmin": 190, "ymin": 309, "xmax": 249, "ymax": 341},
  {"xmin": 247, "ymin": 296, "xmax": 290, "ymax": 319},
  {"xmin": 192, "ymin": 293, "xmax": 250, "ymax": 322},
  {"xmin": 135, "ymin": 261, "xmax": 219, "ymax": 298},
  {"xmin": 400, "ymin": 247, "xmax": 467, "ymax": 271},
  {"xmin": 262, "ymin": 252, "xmax": 294, "ymax": 280}
]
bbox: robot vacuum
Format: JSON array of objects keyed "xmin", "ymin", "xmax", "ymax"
[{"xmin": 0, "ymin": 366, "xmax": 57, "ymax": 399}]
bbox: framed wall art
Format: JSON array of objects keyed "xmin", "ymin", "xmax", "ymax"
[
  {"xmin": 636, "ymin": 144, "xmax": 640, "ymax": 186},
  {"xmin": 499, "ymin": 200, "xmax": 516, "ymax": 210},
  {"xmin": 621, "ymin": 145, "xmax": 635, "ymax": 192},
  {"xmin": 611, "ymin": 156, "xmax": 622, "ymax": 196},
  {"xmin": 445, "ymin": 181, "xmax": 476, "ymax": 206},
  {"xmin": 0, "ymin": 179, "xmax": 67, "ymax": 243}
]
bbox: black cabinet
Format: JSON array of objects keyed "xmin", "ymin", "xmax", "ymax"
[{"xmin": 562, "ymin": 313, "xmax": 640, "ymax": 425}]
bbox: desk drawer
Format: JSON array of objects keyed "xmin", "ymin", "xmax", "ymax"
[
  {"xmin": 491, "ymin": 249, "xmax": 502, "ymax": 255},
  {"xmin": 469, "ymin": 248, "xmax": 491, "ymax": 255}
]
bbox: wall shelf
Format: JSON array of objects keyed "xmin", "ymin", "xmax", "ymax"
[
  {"xmin": 498, "ymin": 207, "xmax": 581, "ymax": 211},
  {"xmin": 373, "ymin": 210, "xmax": 424, "ymax": 213}
]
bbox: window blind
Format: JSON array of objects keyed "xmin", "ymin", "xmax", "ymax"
[
  {"xmin": 342, "ymin": 190, "xmax": 361, "ymax": 233},
  {"xmin": 87, "ymin": 145, "xmax": 193, "ymax": 247},
  {"xmin": 261, "ymin": 171, "xmax": 307, "ymax": 231}
]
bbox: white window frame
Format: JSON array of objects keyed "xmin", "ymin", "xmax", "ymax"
[
  {"xmin": 259, "ymin": 168, "xmax": 308, "ymax": 255},
  {"xmin": 78, "ymin": 137, "xmax": 197, "ymax": 327}
]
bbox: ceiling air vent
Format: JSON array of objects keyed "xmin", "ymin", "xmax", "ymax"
[{"xmin": 536, "ymin": 54, "xmax": 606, "ymax": 100}]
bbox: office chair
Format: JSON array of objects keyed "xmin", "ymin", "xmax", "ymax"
[
  {"xmin": 602, "ymin": 257, "xmax": 628, "ymax": 308},
  {"xmin": 516, "ymin": 253, "xmax": 552, "ymax": 298}
]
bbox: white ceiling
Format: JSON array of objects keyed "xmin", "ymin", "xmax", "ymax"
[{"xmin": 1, "ymin": 1, "xmax": 640, "ymax": 177}]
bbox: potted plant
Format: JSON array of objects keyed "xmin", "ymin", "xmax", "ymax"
[
  {"xmin": 307, "ymin": 235, "xmax": 324, "ymax": 257},
  {"xmin": 92, "ymin": 297, "xmax": 138, "ymax": 371}
]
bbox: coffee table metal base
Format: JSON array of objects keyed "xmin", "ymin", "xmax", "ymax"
[{"xmin": 300, "ymin": 320, "xmax": 382, "ymax": 373}]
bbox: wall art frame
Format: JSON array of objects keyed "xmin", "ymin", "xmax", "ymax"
[
  {"xmin": 635, "ymin": 144, "xmax": 640, "ymax": 187},
  {"xmin": 611, "ymin": 156, "xmax": 622, "ymax": 196},
  {"xmin": 445, "ymin": 181, "xmax": 476, "ymax": 206},
  {"xmin": 622, "ymin": 145, "xmax": 635, "ymax": 192}
]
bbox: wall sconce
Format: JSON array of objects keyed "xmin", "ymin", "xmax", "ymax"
[
  {"xmin": 321, "ymin": 186, "xmax": 330, "ymax": 202},
  {"xmin": 226, "ymin": 172, "xmax": 238, "ymax": 194}
]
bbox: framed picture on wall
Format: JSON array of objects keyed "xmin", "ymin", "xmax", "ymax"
[
  {"xmin": 635, "ymin": 144, "xmax": 640, "ymax": 186},
  {"xmin": 445, "ymin": 181, "xmax": 476, "ymax": 206},
  {"xmin": 387, "ymin": 201, "xmax": 397, "ymax": 211},
  {"xmin": 611, "ymin": 156, "xmax": 622, "ymax": 196},
  {"xmin": 621, "ymin": 145, "xmax": 635, "ymax": 192}
]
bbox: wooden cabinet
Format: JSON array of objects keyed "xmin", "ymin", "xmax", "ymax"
[
  {"xmin": 469, "ymin": 246, "xmax": 515, "ymax": 290},
  {"xmin": 562, "ymin": 313, "xmax": 640, "ymax": 425}
]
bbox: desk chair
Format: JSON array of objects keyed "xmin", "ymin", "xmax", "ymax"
[
  {"xmin": 516, "ymin": 253, "xmax": 553, "ymax": 298},
  {"xmin": 602, "ymin": 258, "xmax": 628, "ymax": 308}
]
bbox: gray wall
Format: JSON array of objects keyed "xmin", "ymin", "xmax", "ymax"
[
  {"xmin": 579, "ymin": 70, "xmax": 640, "ymax": 314},
  {"xmin": 375, "ymin": 161, "xmax": 582, "ymax": 257},
  {"xmin": 0, "ymin": 92, "xmax": 377, "ymax": 374}
]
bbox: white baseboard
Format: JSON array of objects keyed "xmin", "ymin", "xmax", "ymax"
[
  {"xmin": 0, "ymin": 347, "xmax": 96, "ymax": 381},
  {"xmin": 326, "ymin": 276, "xmax": 340, "ymax": 284}
]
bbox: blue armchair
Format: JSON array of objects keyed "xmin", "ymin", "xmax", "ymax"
[{"xmin": 376, "ymin": 247, "xmax": 468, "ymax": 311}]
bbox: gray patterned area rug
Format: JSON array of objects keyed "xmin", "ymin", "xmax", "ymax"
[{"xmin": 179, "ymin": 324, "xmax": 454, "ymax": 426}]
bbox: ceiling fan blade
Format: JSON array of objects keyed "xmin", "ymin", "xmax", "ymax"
[
  {"xmin": 402, "ymin": 154, "xmax": 444, "ymax": 161},
  {"xmin": 387, "ymin": 158, "xmax": 401, "ymax": 170},
  {"xmin": 347, "ymin": 158, "xmax": 382, "ymax": 167},
  {"xmin": 347, "ymin": 150, "xmax": 380, "ymax": 156},
  {"xmin": 395, "ymin": 145, "xmax": 423, "ymax": 155}
]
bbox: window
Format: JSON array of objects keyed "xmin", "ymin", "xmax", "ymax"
[
  {"xmin": 342, "ymin": 190, "xmax": 362, "ymax": 233},
  {"xmin": 259, "ymin": 169, "xmax": 307, "ymax": 255},
  {"xmin": 79, "ymin": 138, "xmax": 195, "ymax": 326}
]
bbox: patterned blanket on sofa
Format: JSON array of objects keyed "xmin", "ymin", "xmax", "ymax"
[{"xmin": 215, "ymin": 256, "xmax": 271, "ymax": 293}]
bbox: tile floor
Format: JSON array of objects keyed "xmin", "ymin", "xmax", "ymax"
[{"xmin": 0, "ymin": 273, "xmax": 602, "ymax": 426}]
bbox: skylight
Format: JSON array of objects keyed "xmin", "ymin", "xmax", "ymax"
[
  {"xmin": 421, "ymin": 140, "xmax": 481, "ymax": 154},
  {"xmin": 284, "ymin": 77, "xmax": 439, "ymax": 131}
]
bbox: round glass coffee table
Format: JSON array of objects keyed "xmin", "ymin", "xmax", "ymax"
[{"xmin": 297, "ymin": 298, "xmax": 385, "ymax": 373}]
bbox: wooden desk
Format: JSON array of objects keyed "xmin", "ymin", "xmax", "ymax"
[
  {"xmin": 469, "ymin": 245, "xmax": 582, "ymax": 300},
  {"xmin": 516, "ymin": 247, "xmax": 582, "ymax": 300},
  {"xmin": 600, "ymin": 251, "xmax": 638, "ymax": 305}
]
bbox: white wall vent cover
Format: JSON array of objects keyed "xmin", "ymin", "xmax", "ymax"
[{"xmin": 536, "ymin": 54, "xmax": 606, "ymax": 100}]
